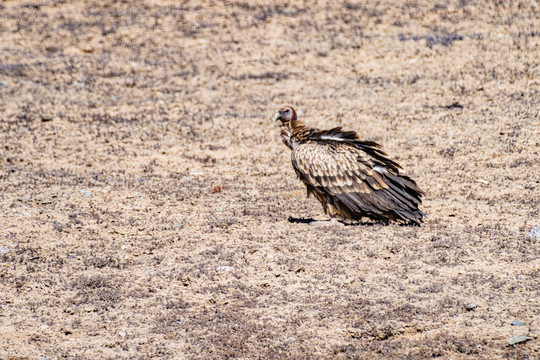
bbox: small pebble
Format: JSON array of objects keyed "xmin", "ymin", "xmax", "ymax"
[
  {"xmin": 511, "ymin": 320, "xmax": 526, "ymax": 326},
  {"xmin": 529, "ymin": 226, "xmax": 540, "ymax": 241},
  {"xmin": 0, "ymin": 246, "xmax": 10, "ymax": 254},
  {"xmin": 81, "ymin": 189, "xmax": 91, "ymax": 198},
  {"xmin": 217, "ymin": 266, "xmax": 234, "ymax": 272},
  {"xmin": 464, "ymin": 303, "xmax": 477, "ymax": 311},
  {"xmin": 119, "ymin": 331, "xmax": 126, "ymax": 337},
  {"xmin": 508, "ymin": 335, "xmax": 532, "ymax": 346},
  {"xmin": 21, "ymin": 211, "xmax": 31, "ymax": 217}
]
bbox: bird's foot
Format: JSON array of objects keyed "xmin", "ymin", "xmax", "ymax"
[{"xmin": 309, "ymin": 218, "xmax": 343, "ymax": 227}]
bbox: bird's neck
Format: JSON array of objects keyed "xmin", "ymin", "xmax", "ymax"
[
  {"xmin": 290, "ymin": 120, "xmax": 312, "ymax": 140},
  {"xmin": 290, "ymin": 119, "xmax": 309, "ymax": 134},
  {"xmin": 280, "ymin": 120, "xmax": 311, "ymax": 149}
]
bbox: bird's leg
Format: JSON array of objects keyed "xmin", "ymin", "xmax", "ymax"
[{"xmin": 309, "ymin": 217, "xmax": 343, "ymax": 227}]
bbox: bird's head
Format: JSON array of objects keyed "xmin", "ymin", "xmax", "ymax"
[{"xmin": 274, "ymin": 106, "xmax": 297, "ymax": 126}]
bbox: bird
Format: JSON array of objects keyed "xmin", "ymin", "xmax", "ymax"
[{"xmin": 274, "ymin": 105, "xmax": 424, "ymax": 225}]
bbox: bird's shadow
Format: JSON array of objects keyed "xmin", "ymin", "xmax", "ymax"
[
  {"xmin": 288, "ymin": 217, "xmax": 315, "ymax": 224},
  {"xmin": 287, "ymin": 216, "xmax": 420, "ymax": 227},
  {"xmin": 287, "ymin": 217, "xmax": 378, "ymax": 226}
]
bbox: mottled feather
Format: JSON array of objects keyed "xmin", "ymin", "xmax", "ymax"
[{"xmin": 275, "ymin": 106, "xmax": 424, "ymax": 225}]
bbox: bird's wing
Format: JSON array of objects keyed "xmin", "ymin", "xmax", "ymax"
[{"xmin": 291, "ymin": 141, "xmax": 421, "ymax": 216}]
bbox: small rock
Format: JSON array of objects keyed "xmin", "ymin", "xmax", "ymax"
[
  {"xmin": 81, "ymin": 189, "xmax": 91, "ymax": 198},
  {"xmin": 18, "ymin": 196, "xmax": 31, "ymax": 201},
  {"xmin": 508, "ymin": 335, "xmax": 532, "ymax": 346},
  {"xmin": 41, "ymin": 115, "xmax": 53, "ymax": 122},
  {"xmin": 118, "ymin": 330, "xmax": 126, "ymax": 337},
  {"xmin": 143, "ymin": 269, "xmax": 151, "ymax": 274},
  {"xmin": 511, "ymin": 320, "xmax": 526, "ymax": 326},
  {"xmin": 529, "ymin": 226, "xmax": 540, "ymax": 241},
  {"xmin": 81, "ymin": 46, "xmax": 94, "ymax": 53},
  {"xmin": 151, "ymin": 200, "xmax": 165, "ymax": 206},
  {"xmin": 21, "ymin": 211, "xmax": 31, "ymax": 217},
  {"xmin": 217, "ymin": 266, "xmax": 234, "ymax": 272},
  {"xmin": 0, "ymin": 246, "xmax": 10, "ymax": 254},
  {"xmin": 464, "ymin": 303, "xmax": 477, "ymax": 311}
]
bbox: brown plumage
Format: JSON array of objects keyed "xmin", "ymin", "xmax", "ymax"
[{"xmin": 274, "ymin": 105, "xmax": 424, "ymax": 225}]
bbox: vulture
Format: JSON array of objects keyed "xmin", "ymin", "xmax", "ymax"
[{"xmin": 274, "ymin": 105, "xmax": 424, "ymax": 225}]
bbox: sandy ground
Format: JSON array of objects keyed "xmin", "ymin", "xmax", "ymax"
[{"xmin": 0, "ymin": 0, "xmax": 539, "ymax": 358}]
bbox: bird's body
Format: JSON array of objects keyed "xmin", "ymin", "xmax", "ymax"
[{"xmin": 275, "ymin": 106, "xmax": 424, "ymax": 225}]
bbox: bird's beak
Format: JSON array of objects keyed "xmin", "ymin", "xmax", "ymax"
[{"xmin": 274, "ymin": 112, "xmax": 282, "ymax": 121}]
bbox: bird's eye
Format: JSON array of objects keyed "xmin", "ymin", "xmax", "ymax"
[{"xmin": 285, "ymin": 109, "xmax": 290, "ymax": 114}]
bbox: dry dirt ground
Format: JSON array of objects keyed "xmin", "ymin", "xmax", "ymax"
[{"xmin": 1, "ymin": 0, "xmax": 539, "ymax": 359}]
